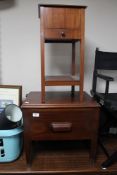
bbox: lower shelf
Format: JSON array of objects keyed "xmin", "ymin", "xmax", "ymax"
[
  {"xmin": 0, "ymin": 139, "xmax": 117, "ymax": 174},
  {"xmin": 45, "ymin": 75, "xmax": 80, "ymax": 86}
]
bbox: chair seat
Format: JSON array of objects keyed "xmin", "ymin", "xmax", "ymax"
[{"xmin": 95, "ymin": 93, "xmax": 117, "ymax": 111}]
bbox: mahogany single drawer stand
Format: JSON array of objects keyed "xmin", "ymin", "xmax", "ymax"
[
  {"xmin": 21, "ymin": 91, "xmax": 100, "ymax": 166},
  {"xmin": 39, "ymin": 4, "xmax": 87, "ymax": 103}
]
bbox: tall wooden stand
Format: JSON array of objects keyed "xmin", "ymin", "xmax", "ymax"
[{"xmin": 39, "ymin": 4, "xmax": 86, "ymax": 103}]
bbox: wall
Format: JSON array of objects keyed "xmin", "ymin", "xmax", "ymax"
[{"xmin": 0, "ymin": 0, "xmax": 117, "ymax": 98}]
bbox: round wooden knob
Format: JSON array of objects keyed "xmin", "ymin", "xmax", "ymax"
[{"xmin": 61, "ymin": 31, "xmax": 65, "ymax": 38}]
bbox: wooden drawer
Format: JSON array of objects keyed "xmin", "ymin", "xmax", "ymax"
[
  {"xmin": 44, "ymin": 29, "xmax": 81, "ymax": 40},
  {"xmin": 26, "ymin": 108, "xmax": 99, "ymax": 140}
]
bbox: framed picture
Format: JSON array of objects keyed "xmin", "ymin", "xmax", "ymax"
[{"xmin": 0, "ymin": 85, "xmax": 22, "ymax": 112}]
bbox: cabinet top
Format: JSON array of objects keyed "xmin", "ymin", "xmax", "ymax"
[
  {"xmin": 39, "ymin": 4, "xmax": 87, "ymax": 8},
  {"xmin": 21, "ymin": 91, "xmax": 99, "ymax": 109}
]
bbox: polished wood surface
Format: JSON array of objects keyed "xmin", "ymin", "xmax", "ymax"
[
  {"xmin": 79, "ymin": 9, "xmax": 85, "ymax": 101},
  {"xmin": 39, "ymin": 5, "xmax": 86, "ymax": 102},
  {"xmin": 22, "ymin": 91, "xmax": 100, "ymax": 166},
  {"xmin": 22, "ymin": 91, "xmax": 99, "ymax": 108},
  {"xmin": 0, "ymin": 138, "xmax": 117, "ymax": 174},
  {"xmin": 44, "ymin": 8, "xmax": 81, "ymax": 30},
  {"xmin": 38, "ymin": 4, "xmax": 87, "ymax": 18},
  {"xmin": 45, "ymin": 76, "xmax": 80, "ymax": 86},
  {"xmin": 44, "ymin": 29, "xmax": 81, "ymax": 40},
  {"xmin": 71, "ymin": 42, "xmax": 76, "ymax": 94}
]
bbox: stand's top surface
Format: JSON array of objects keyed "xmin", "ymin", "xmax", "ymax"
[
  {"xmin": 39, "ymin": 4, "xmax": 87, "ymax": 8},
  {"xmin": 21, "ymin": 91, "xmax": 100, "ymax": 109},
  {"xmin": 38, "ymin": 4, "xmax": 87, "ymax": 18}
]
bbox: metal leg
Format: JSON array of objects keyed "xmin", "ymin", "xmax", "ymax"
[{"xmin": 101, "ymin": 151, "xmax": 117, "ymax": 169}]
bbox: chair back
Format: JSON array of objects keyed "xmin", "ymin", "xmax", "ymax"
[{"xmin": 95, "ymin": 48, "xmax": 117, "ymax": 70}]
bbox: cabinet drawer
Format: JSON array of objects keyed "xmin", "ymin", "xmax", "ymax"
[
  {"xmin": 44, "ymin": 29, "xmax": 81, "ymax": 40},
  {"xmin": 29, "ymin": 109, "xmax": 99, "ymax": 140}
]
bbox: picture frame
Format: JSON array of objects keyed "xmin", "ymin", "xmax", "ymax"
[{"xmin": 0, "ymin": 85, "xmax": 22, "ymax": 112}]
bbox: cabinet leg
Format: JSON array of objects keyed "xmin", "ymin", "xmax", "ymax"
[
  {"xmin": 24, "ymin": 139, "xmax": 32, "ymax": 166},
  {"xmin": 90, "ymin": 138, "xmax": 98, "ymax": 163}
]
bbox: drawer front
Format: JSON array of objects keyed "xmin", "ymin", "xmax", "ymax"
[
  {"xmin": 24, "ymin": 108, "xmax": 99, "ymax": 140},
  {"xmin": 44, "ymin": 29, "xmax": 81, "ymax": 40}
]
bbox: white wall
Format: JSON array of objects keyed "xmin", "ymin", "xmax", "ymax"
[{"xmin": 0, "ymin": 0, "xmax": 117, "ymax": 98}]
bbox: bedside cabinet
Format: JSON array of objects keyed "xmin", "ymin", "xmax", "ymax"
[{"xmin": 22, "ymin": 91, "xmax": 100, "ymax": 165}]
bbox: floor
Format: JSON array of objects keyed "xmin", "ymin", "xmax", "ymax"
[{"xmin": 0, "ymin": 137, "xmax": 117, "ymax": 175}]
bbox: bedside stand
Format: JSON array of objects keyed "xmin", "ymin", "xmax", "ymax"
[{"xmin": 22, "ymin": 91, "xmax": 100, "ymax": 166}]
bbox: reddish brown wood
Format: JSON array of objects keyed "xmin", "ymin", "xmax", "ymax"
[
  {"xmin": 38, "ymin": 4, "xmax": 87, "ymax": 17},
  {"xmin": 22, "ymin": 91, "xmax": 100, "ymax": 166},
  {"xmin": 39, "ymin": 5, "xmax": 86, "ymax": 103},
  {"xmin": 79, "ymin": 9, "xmax": 85, "ymax": 102},
  {"xmin": 50, "ymin": 122, "xmax": 72, "ymax": 132},
  {"xmin": 71, "ymin": 42, "xmax": 76, "ymax": 95},
  {"xmin": 65, "ymin": 8, "xmax": 81, "ymax": 29},
  {"xmin": 40, "ymin": 7, "xmax": 46, "ymax": 103},
  {"xmin": 44, "ymin": 8, "xmax": 65, "ymax": 29},
  {"xmin": 44, "ymin": 8, "xmax": 81, "ymax": 30},
  {"xmin": 45, "ymin": 75, "xmax": 80, "ymax": 86},
  {"xmin": 44, "ymin": 29, "xmax": 81, "ymax": 40}
]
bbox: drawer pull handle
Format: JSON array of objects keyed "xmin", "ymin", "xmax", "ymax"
[
  {"xmin": 61, "ymin": 32, "xmax": 65, "ymax": 38},
  {"xmin": 50, "ymin": 122, "xmax": 72, "ymax": 132}
]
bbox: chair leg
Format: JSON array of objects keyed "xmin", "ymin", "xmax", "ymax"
[
  {"xmin": 99, "ymin": 139, "xmax": 110, "ymax": 158},
  {"xmin": 101, "ymin": 151, "xmax": 117, "ymax": 169}
]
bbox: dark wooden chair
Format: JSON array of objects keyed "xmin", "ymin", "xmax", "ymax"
[{"xmin": 91, "ymin": 48, "xmax": 117, "ymax": 169}]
